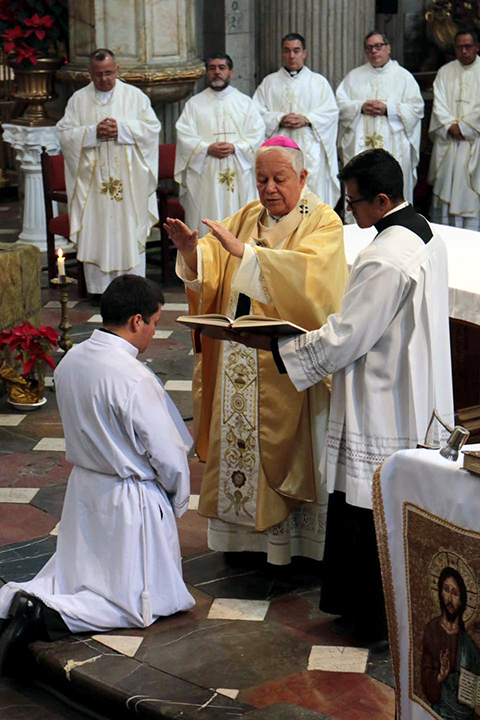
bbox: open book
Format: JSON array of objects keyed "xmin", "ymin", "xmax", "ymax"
[
  {"xmin": 458, "ymin": 666, "xmax": 480, "ymax": 709},
  {"xmin": 176, "ymin": 314, "xmax": 306, "ymax": 340}
]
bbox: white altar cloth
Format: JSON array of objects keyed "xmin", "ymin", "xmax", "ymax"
[
  {"xmin": 344, "ymin": 223, "xmax": 480, "ymax": 326},
  {"xmin": 374, "ymin": 445, "xmax": 480, "ymax": 720}
]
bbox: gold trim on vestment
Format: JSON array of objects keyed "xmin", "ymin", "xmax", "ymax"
[{"xmin": 372, "ymin": 465, "xmax": 402, "ymax": 717}]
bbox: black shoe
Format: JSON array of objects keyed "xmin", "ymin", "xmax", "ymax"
[
  {"xmin": 90, "ymin": 293, "xmax": 101, "ymax": 307},
  {"xmin": 0, "ymin": 591, "xmax": 44, "ymax": 677}
]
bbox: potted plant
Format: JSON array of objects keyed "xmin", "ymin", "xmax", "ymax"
[
  {"xmin": 0, "ymin": 0, "xmax": 69, "ymax": 125},
  {"xmin": 0, "ymin": 320, "xmax": 58, "ymax": 408}
]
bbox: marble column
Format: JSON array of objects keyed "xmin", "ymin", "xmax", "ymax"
[
  {"xmin": 256, "ymin": 0, "xmax": 376, "ymax": 89},
  {"xmin": 2, "ymin": 125, "xmax": 60, "ymax": 251}
]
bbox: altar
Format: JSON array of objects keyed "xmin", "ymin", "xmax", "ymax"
[{"xmin": 374, "ymin": 446, "xmax": 480, "ymax": 720}]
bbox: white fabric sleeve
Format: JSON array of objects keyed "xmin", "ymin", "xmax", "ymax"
[
  {"xmin": 234, "ymin": 145, "xmax": 254, "ymax": 172},
  {"xmin": 129, "ymin": 376, "xmax": 191, "ymax": 518},
  {"xmin": 231, "ymin": 242, "xmax": 273, "ymax": 305},
  {"xmin": 175, "ymin": 246, "xmax": 203, "ymax": 292},
  {"xmin": 116, "ymin": 121, "xmax": 136, "ymax": 145},
  {"xmin": 83, "ymin": 125, "xmax": 100, "ymax": 148},
  {"xmin": 459, "ymin": 121, "xmax": 480, "ymax": 140},
  {"xmin": 279, "ymin": 258, "xmax": 408, "ymax": 392},
  {"xmin": 186, "ymin": 143, "xmax": 209, "ymax": 174},
  {"xmin": 386, "ymin": 103, "xmax": 404, "ymax": 133}
]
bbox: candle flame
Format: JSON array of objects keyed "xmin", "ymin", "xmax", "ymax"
[{"xmin": 57, "ymin": 248, "xmax": 64, "ymax": 259}]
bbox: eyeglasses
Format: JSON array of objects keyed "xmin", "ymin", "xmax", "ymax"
[
  {"xmin": 365, "ymin": 43, "xmax": 388, "ymax": 53},
  {"xmin": 455, "ymin": 44, "xmax": 476, "ymax": 51},
  {"xmin": 345, "ymin": 195, "xmax": 368, "ymax": 207}
]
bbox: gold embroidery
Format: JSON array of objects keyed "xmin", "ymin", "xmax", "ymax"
[
  {"xmin": 218, "ymin": 168, "xmax": 235, "ymax": 193},
  {"xmin": 365, "ymin": 132, "xmax": 384, "ymax": 149},
  {"xmin": 100, "ymin": 176, "xmax": 123, "ymax": 202}
]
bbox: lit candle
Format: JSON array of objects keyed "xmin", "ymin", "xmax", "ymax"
[{"xmin": 57, "ymin": 248, "xmax": 66, "ymax": 278}]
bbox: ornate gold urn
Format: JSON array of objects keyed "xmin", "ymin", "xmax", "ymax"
[{"xmin": 8, "ymin": 57, "xmax": 63, "ymax": 126}]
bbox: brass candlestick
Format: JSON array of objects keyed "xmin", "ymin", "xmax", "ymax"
[{"xmin": 50, "ymin": 276, "xmax": 76, "ymax": 354}]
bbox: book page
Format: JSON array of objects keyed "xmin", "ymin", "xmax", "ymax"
[{"xmin": 458, "ymin": 666, "xmax": 478, "ymax": 708}]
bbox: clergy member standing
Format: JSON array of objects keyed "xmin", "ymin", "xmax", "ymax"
[
  {"xmin": 336, "ymin": 31, "xmax": 424, "ymax": 216},
  {"xmin": 0, "ymin": 276, "xmax": 194, "ymax": 674},
  {"xmin": 428, "ymin": 29, "xmax": 480, "ymax": 230},
  {"xmin": 56, "ymin": 49, "xmax": 161, "ymax": 297},
  {"xmin": 237, "ymin": 150, "xmax": 453, "ymax": 644},
  {"xmin": 253, "ymin": 33, "xmax": 340, "ymax": 207},
  {"xmin": 175, "ymin": 53, "xmax": 265, "ymax": 238},
  {"xmin": 166, "ymin": 137, "xmax": 348, "ymax": 565}
]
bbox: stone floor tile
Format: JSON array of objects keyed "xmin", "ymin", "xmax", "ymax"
[
  {"xmin": 31, "ymin": 485, "xmax": 67, "ymax": 519},
  {"xmin": 208, "ymin": 598, "xmax": 270, "ymax": 622},
  {"xmin": 217, "ymin": 688, "xmax": 240, "ymax": 699},
  {"xmin": 0, "ymin": 451, "xmax": 71, "ymax": 488},
  {"xmin": 308, "ymin": 646, "xmax": 369, "ymax": 673},
  {"xmin": 33, "ymin": 636, "xmax": 253, "ymax": 719},
  {"xmin": 153, "ymin": 329, "xmax": 173, "ymax": 339},
  {"xmin": 188, "ymin": 494, "xmax": 199, "ymax": 510},
  {"xmin": 44, "ymin": 376, "xmax": 55, "ymax": 387},
  {"xmin": 177, "ymin": 509, "xmax": 209, "ymax": 557},
  {"xmin": 367, "ymin": 646, "xmax": 395, "ymax": 689},
  {"xmin": 240, "ymin": 670, "xmax": 395, "ymax": 720},
  {"xmin": 87, "ymin": 314, "xmax": 102, "ymax": 323},
  {"xmin": 0, "ymin": 414, "xmax": 26, "ymax": 426},
  {"xmin": 136, "ymin": 619, "xmax": 311, "ymax": 691},
  {"xmin": 162, "ymin": 302, "xmax": 189, "ymax": 311},
  {"xmin": 50, "ymin": 522, "xmax": 61, "ymax": 536},
  {"xmin": 0, "ymin": 427, "xmax": 38, "ymax": 453},
  {"xmin": 33, "ymin": 438, "xmax": 66, "ymax": 452},
  {"xmin": 165, "ymin": 379, "xmax": 193, "ymax": 391},
  {"xmin": 90, "ymin": 634, "xmax": 144, "ymax": 658},
  {"xmin": 0, "ymin": 676, "xmax": 91, "ymax": 719},
  {"xmin": 0, "ymin": 535, "xmax": 57, "ymax": 581},
  {"xmin": 243, "ymin": 704, "xmax": 332, "ymax": 719},
  {"xmin": 44, "ymin": 300, "xmax": 78, "ymax": 309},
  {"xmin": 183, "ymin": 552, "xmax": 322, "ymax": 601},
  {"xmin": 0, "ymin": 487, "xmax": 39, "ymax": 503}
]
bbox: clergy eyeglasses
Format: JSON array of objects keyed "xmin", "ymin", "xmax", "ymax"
[
  {"xmin": 365, "ymin": 43, "xmax": 388, "ymax": 53},
  {"xmin": 345, "ymin": 195, "xmax": 368, "ymax": 207}
]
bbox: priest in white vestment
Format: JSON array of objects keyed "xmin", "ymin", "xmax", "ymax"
[
  {"xmin": 253, "ymin": 33, "xmax": 339, "ymax": 207},
  {"xmin": 336, "ymin": 31, "xmax": 424, "ymax": 215},
  {"xmin": 239, "ymin": 149, "xmax": 453, "ymax": 644},
  {"xmin": 428, "ymin": 30, "xmax": 480, "ymax": 231},
  {"xmin": 166, "ymin": 137, "xmax": 348, "ymax": 565},
  {"xmin": 56, "ymin": 49, "xmax": 161, "ymax": 295},
  {"xmin": 0, "ymin": 276, "xmax": 194, "ymax": 673},
  {"xmin": 175, "ymin": 53, "xmax": 265, "ymax": 238}
]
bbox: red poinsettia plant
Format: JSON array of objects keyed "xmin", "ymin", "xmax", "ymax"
[
  {"xmin": 0, "ymin": 0, "xmax": 68, "ymax": 66},
  {"xmin": 0, "ymin": 321, "xmax": 58, "ymax": 380}
]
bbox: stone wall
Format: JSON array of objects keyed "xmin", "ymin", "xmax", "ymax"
[{"xmin": 0, "ymin": 243, "xmax": 41, "ymax": 331}]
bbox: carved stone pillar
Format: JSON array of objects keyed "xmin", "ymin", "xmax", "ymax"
[
  {"xmin": 256, "ymin": 0, "xmax": 376, "ymax": 89},
  {"xmin": 60, "ymin": 0, "xmax": 204, "ymax": 112},
  {"xmin": 2, "ymin": 125, "xmax": 61, "ymax": 250}
]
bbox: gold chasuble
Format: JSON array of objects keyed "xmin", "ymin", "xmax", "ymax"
[{"xmin": 187, "ymin": 192, "xmax": 348, "ymax": 534}]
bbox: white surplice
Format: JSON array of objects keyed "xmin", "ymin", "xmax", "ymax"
[
  {"xmin": 253, "ymin": 67, "xmax": 340, "ymax": 207},
  {"xmin": 56, "ymin": 80, "xmax": 161, "ymax": 293},
  {"xmin": 336, "ymin": 59, "xmax": 424, "ymax": 206},
  {"xmin": 280, "ymin": 212, "xmax": 454, "ymax": 511},
  {"xmin": 174, "ymin": 86, "xmax": 265, "ymax": 237},
  {"xmin": 428, "ymin": 56, "xmax": 480, "ymax": 229},
  {"xmin": 0, "ymin": 330, "xmax": 195, "ymax": 632}
]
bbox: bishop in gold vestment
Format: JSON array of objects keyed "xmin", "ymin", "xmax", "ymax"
[{"xmin": 167, "ymin": 138, "xmax": 348, "ymax": 564}]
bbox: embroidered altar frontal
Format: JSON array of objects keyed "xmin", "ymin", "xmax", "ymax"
[{"xmin": 373, "ymin": 447, "xmax": 480, "ymax": 719}]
